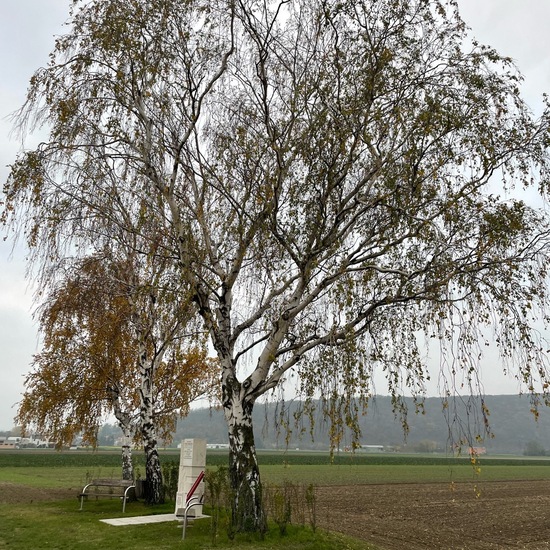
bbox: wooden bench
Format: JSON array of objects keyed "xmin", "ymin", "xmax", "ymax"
[{"xmin": 79, "ymin": 478, "xmax": 135, "ymax": 513}]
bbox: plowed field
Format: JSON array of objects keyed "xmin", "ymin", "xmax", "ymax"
[{"xmin": 316, "ymin": 480, "xmax": 550, "ymax": 549}]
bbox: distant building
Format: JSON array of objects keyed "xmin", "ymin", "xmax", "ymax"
[
  {"xmin": 206, "ymin": 443, "xmax": 229, "ymax": 450},
  {"xmin": 469, "ymin": 447, "xmax": 487, "ymax": 456},
  {"xmin": 0, "ymin": 437, "xmax": 18, "ymax": 449},
  {"xmin": 358, "ymin": 445, "xmax": 385, "ymax": 452},
  {"xmin": 0, "ymin": 435, "xmax": 54, "ymax": 449}
]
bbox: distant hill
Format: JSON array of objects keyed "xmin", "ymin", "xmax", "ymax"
[{"xmin": 170, "ymin": 395, "xmax": 550, "ymax": 455}]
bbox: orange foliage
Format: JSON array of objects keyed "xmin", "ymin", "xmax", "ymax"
[{"xmin": 16, "ymin": 255, "xmax": 216, "ymax": 447}]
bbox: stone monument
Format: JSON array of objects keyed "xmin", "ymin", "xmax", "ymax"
[{"xmin": 175, "ymin": 438, "xmax": 206, "ymax": 516}]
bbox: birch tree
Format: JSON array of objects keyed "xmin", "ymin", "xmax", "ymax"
[
  {"xmin": 4, "ymin": 0, "xmax": 550, "ymax": 531},
  {"xmin": 16, "ymin": 252, "xmax": 215, "ymax": 500},
  {"xmin": 17, "ymin": 254, "xmax": 139, "ymax": 479}
]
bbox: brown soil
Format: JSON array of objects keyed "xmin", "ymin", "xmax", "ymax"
[
  {"xmin": 0, "ymin": 482, "xmax": 74, "ymax": 505},
  {"xmin": 3, "ymin": 480, "xmax": 550, "ymax": 548},
  {"xmin": 316, "ymin": 480, "xmax": 550, "ymax": 549}
]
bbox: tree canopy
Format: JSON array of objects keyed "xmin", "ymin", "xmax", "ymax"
[
  {"xmin": 4, "ymin": 0, "xmax": 550, "ymax": 530},
  {"xmin": 16, "ymin": 253, "xmax": 216, "ymax": 448}
]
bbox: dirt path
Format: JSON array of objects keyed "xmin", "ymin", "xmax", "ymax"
[{"xmin": 316, "ymin": 480, "xmax": 550, "ymax": 549}]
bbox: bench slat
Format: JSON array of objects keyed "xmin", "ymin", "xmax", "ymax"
[{"xmin": 87, "ymin": 479, "xmax": 133, "ymax": 486}]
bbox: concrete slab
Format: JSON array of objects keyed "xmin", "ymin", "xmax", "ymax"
[
  {"xmin": 100, "ymin": 513, "xmax": 210, "ymax": 526},
  {"xmin": 101, "ymin": 513, "xmax": 178, "ymax": 526}
]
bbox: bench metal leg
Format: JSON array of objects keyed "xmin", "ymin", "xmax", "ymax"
[
  {"xmin": 122, "ymin": 486, "xmax": 134, "ymax": 513},
  {"xmin": 79, "ymin": 483, "xmax": 92, "ymax": 511}
]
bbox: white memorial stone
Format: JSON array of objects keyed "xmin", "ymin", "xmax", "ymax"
[{"xmin": 175, "ymin": 438, "xmax": 206, "ymax": 516}]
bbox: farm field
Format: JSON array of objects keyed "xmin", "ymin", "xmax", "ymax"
[
  {"xmin": 316, "ymin": 479, "xmax": 550, "ymax": 549},
  {"xmin": 1, "ymin": 450, "xmax": 550, "ymax": 548}
]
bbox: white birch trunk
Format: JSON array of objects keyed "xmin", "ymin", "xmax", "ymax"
[
  {"xmin": 138, "ymin": 342, "xmax": 164, "ymax": 504},
  {"xmin": 223, "ymin": 375, "xmax": 266, "ymax": 532},
  {"xmin": 108, "ymin": 385, "xmax": 134, "ymax": 481},
  {"xmin": 121, "ymin": 435, "xmax": 134, "ymax": 482},
  {"xmin": 140, "ymin": 372, "xmax": 164, "ymax": 504}
]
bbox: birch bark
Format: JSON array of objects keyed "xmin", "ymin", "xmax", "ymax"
[
  {"xmin": 108, "ymin": 385, "xmax": 135, "ymax": 481},
  {"xmin": 138, "ymin": 346, "xmax": 164, "ymax": 505},
  {"xmin": 223, "ymin": 376, "xmax": 266, "ymax": 533}
]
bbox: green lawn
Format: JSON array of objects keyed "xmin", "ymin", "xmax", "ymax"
[
  {"xmin": 260, "ymin": 461, "xmax": 550, "ymax": 485},
  {"xmin": 0, "ymin": 498, "xmax": 371, "ymax": 550},
  {"xmin": 2, "ymin": 450, "xmax": 550, "ymax": 489}
]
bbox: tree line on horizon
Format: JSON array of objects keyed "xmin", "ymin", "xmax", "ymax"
[{"xmin": 78, "ymin": 394, "xmax": 550, "ymax": 456}]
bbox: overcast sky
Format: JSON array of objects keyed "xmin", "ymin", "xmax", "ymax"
[{"xmin": 1, "ymin": 1, "xmax": 550, "ymax": 431}]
